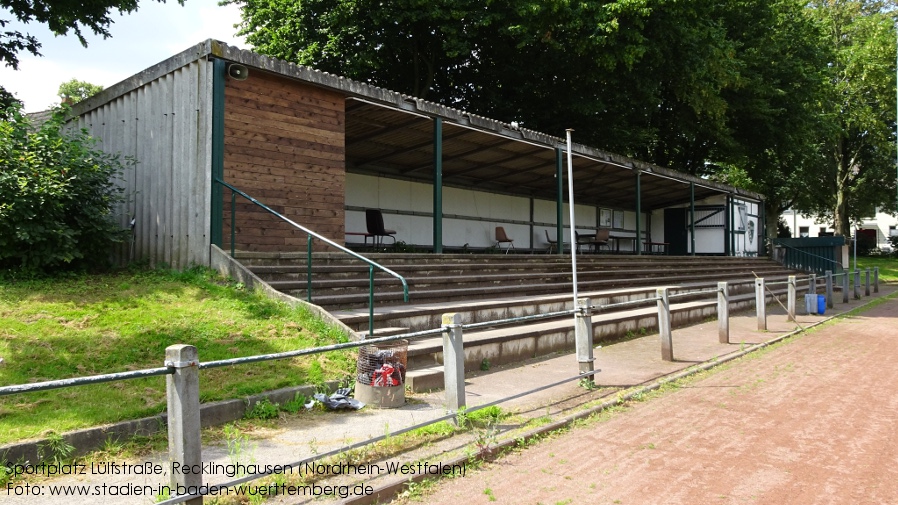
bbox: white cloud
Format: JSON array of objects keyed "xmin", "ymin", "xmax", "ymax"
[{"xmin": 2, "ymin": 0, "xmax": 247, "ymax": 112}]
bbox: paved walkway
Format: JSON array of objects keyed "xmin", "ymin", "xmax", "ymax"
[{"xmin": 3, "ymin": 285, "xmax": 894, "ymax": 505}]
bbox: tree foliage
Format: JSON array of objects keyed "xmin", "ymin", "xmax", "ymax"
[
  {"xmin": 230, "ymin": 0, "xmax": 895, "ymax": 242},
  {"xmin": 57, "ymin": 78, "xmax": 103, "ymax": 104},
  {"xmin": 0, "ymin": 84, "xmax": 20, "ymax": 117},
  {"xmin": 0, "ymin": 0, "xmax": 177, "ymax": 69},
  {"xmin": 801, "ymin": 0, "xmax": 897, "ymax": 237},
  {"xmin": 0, "ymin": 104, "xmax": 130, "ymax": 274}
]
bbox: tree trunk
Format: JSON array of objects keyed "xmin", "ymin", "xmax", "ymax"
[
  {"xmin": 765, "ymin": 202, "xmax": 780, "ymax": 257},
  {"xmin": 833, "ymin": 151, "xmax": 851, "ymax": 238}
]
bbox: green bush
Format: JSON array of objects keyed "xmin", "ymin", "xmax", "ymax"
[{"xmin": 0, "ymin": 104, "xmax": 130, "ymax": 274}]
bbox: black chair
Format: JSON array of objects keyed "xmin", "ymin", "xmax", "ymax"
[
  {"xmin": 593, "ymin": 228, "xmax": 610, "ymax": 252},
  {"xmin": 365, "ymin": 209, "xmax": 396, "ymax": 246},
  {"xmin": 544, "ymin": 229, "xmax": 557, "ymax": 253},
  {"xmin": 495, "ymin": 226, "xmax": 515, "ymax": 254}
]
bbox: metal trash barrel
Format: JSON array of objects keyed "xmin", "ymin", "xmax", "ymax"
[
  {"xmin": 354, "ymin": 340, "xmax": 407, "ymax": 408},
  {"xmin": 805, "ymin": 294, "xmax": 816, "ymax": 315}
]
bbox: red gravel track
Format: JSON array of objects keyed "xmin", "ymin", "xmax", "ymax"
[{"xmin": 420, "ymin": 297, "xmax": 898, "ymax": 505}]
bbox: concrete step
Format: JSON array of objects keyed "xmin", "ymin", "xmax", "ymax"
[
  {"xmin": 281, "ymin": 268, "xmax": 796, "ymax": 310},
  {"xmin": 251, "ymin": 263, "xmax": 788, "ymax": 283},
  {"xmin": 233, "ymin": 251, "xmax": 812, "ymax": 393},
  {"xmin": 333, "ymin": 280, "xmax": 767, "ymax": 333}
]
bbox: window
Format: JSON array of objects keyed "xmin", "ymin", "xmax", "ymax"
[
  {"xmin": 799, "ymin": 226, "xmax": 809, "ymax": 238},
  {"xmin": 600, "ymin": 209, "xmax": 612, "ymax": 227}
]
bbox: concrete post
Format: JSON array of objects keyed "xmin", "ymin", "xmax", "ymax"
[
  {"xmin": 717, "ymin": 282, "xmax": 729, "ymax": 344},
  {"xmin": 755, "ymin": 277, "xmax": 767, "ymax": 331},
  {"xmin": 865, "ymin": 268, "xmax": 871, "ymax": 296},
  {"xmin": 874, "ymin": 267, "xmax": 880, "ymax": 293},
  {"xmin": 808, "ymin": 274, "xmax": 816, "ymax": 296},
  {"xmin": 165, "ymin": 345, "xmax": 202, "ymax": 505},
  {"xmin": 575, "ymin": 298, "xmax": 595, "ymax": 384},
  {"xmin": 787, "ymin": 276, "xmax": 796, "ymax": 322},
  {"xmin": 442, "ymin": 313, "xmax": 465, "ymax": 416},
  {"xmin": 657, "ymin": 288, "xmax": 673, "ymax": 361},
  {"xmin": 854, "ymin": 270, "xmax": 861, "ymax": 300},
  {"xmin": 825, "ymin": 271, "xmax": 834, "ymax": 309},
  {"xmin": 842, "ymin": 271, "xmax": 849, "ymax": 304}
]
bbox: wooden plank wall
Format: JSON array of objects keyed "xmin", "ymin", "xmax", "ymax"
[
  {"xmin": 75, "ymin": 60, "xmax": 213, "ymax": 269},
  {"xmin": 223, "ymin": 71, "xmax": 346, "ymax": 252}
]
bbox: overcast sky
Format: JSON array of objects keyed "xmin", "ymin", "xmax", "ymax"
[{"xmin": 1, "ymin": 0, "xmax": 248, "ymax": 112}]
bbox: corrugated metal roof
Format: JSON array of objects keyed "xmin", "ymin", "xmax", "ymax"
[{"xmin": 71, "ymin": 39, "xmax": 763, "ymax": 209}]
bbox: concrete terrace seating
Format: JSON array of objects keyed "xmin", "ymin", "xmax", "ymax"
[{"xmin": 238, "ymin": 253, "xmax": 808, "ymax": 391}]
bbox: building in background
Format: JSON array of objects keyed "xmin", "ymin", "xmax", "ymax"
[{"xmin": 782, "ymin": 208, "xmax": 898, "ymax": 252}]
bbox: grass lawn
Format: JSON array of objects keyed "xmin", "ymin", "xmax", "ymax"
[
  {"xmin": 855, "ymin": 256, "xmax": 898, "ymax": 283},
  {"xmin": 0, "ymin": 268, "xmax": 355, "ymax": 445}
]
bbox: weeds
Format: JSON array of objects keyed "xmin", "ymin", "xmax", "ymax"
[
  {"xmin": 473, "ymin": 422, "xmax": 500, "ymax": 458},
  {"xmin": 223, "ymin": 423, "xmax": 256, "ymax": 467},
  {"xmin": 281, "ymin": 393, "xmax": 308, "ymax": 415},
  {"xmin": 578, "ymin": 376, "xmax": 598, "ymax": 390},
  {"xmin": 38, "ymin": 432, "xmax": 74, "ymax": 464},
  {"xmin": 245, "ymin": 399, "xmax": 280, "ymax": 420}
]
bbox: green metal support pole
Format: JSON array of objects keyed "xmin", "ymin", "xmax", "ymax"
[
  {"xmin": 230, "ymin": 192, "xmax": 236, "ymax": 257},
  {"xmin": 635, "ymin": 171, "xmax": 642, "ymax": 255},
  {"xmin": 759, "ymin": 202, "xmax": 766, "ymax": 257},
  {"xmin": 556, "ymin": 148, "xmax": 565, "ymax": 255},
  {"xmin": 210, "ymin": 58, "xmax": 226, "ymax": 248},
  {"xmin": 433, "ymin": 117, "xmax": 443, "ymax": 254},
  {"xmin": 730, "ymin": 194, "xmax": 736, "ymax": 255},
  {"xmin": 690, "ymin": 182, "xmax": 695, "ymax": 256},
  {"xmin": 368, "ymin": 266, "xmax": 375, "ymax": 337},
  {"xmin": 307, "ymin": 234, "xmax": 313, "ymax": 303},
  {"xmin": 724, "ymin": 194, "xmax": 730, "ymax": 256}
]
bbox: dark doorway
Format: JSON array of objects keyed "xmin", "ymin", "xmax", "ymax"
[{"xmin": 664, "ymin": 208, "xmax": 689, "ymax": 255}]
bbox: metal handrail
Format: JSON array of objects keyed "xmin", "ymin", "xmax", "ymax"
[
  {"xmin": 774, "ymin": 242, "xmax": 843, "ymax": 275},
  {"xmin": 215, "ymin": 179, "xmax": 409, "ymax": 336}
]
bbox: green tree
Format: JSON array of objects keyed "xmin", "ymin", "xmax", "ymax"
[
  {"xmin": 57, "ymin": 78, "xmax": 103, "ymax": 104},
  {"xmin": 230, "ymin": 0, "xmax": 888, "ymax": 245},
  {"xmin": 1, "ymin": 0, "xmax": 180, "ymax": 69},
  {"xmin": 0, "ymin": 84, "xmax": 20, "ymax": 118},
  {"xmin": 801, "ymin": 0, "xmax": 897, "ymax": 237},
  {"xmin": 0, "ymin": 104, "xmax": 130, "ymax": 274},
  {"xmin": 707, "ymin": 0, "xmax": 831, "ymax": 251},
  {"xmin": 227, "ymin": 0, "xmax": 656, "ymax": 104}
]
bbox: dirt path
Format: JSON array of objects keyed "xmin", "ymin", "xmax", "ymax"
[{"xmin": 417, "ymin": 297, "xmax": 898, "ymax": 505}]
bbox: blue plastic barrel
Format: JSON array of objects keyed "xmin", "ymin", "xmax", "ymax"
[{"xmin": 817, "ymin": 294, "xmax": 826, "ymax": 315}]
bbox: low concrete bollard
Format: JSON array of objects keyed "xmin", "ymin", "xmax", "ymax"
[
  {"xmin": 825, "ymin": 270, "xmax": 834, "ymax": 309},
  {"xmin": 865, "ymin": 268, "xmax": 871, "ymax": 296},
  {"xmin": 657, "ymin": 288, "xmax": 673, "ymax": 362},
  {"xmin": 874, "ymin": 267, "xmax": 879, "ymax": 293},
  {"xmin": 755, "ymin": 277, "xmax": 767, "ymax": 331},
  {"xmin": 718, "ymin": 282, "xmax": 729, "ymax": 344},
  {"xmin": 575, "ymin": 298, "xmax": 595, "ymax": 384},
  {"xmin": 165, "ymin": 345, "xmax": 203, "ymax": 505},
  {"xmin": 842, "ymin": 271, "xmax": 849, "ymax": 304},
  {"xmin": 854, "ymin": 270, "xmax": 861, "ymax": 300},
  {"xmin": 787, "ymin": 276, "xmax": 796, "ymax": 321},
  {"xmin": 442, "ymin": 313, "xmax": 465, "ymax": 417}
]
